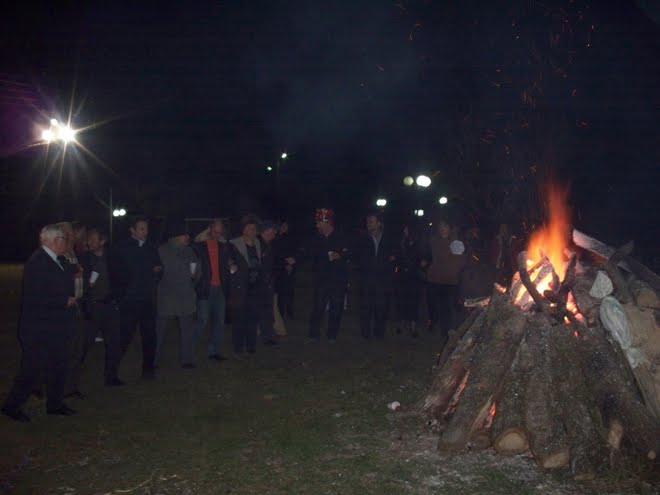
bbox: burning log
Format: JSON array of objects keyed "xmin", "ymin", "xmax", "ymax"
[
  {"xmin": 516, "ymin": 252, "xmax": 555, "ymax": 317},
  {"xmin": 437, "ymin": 292, "xmax": 527, "ymax": 451}
]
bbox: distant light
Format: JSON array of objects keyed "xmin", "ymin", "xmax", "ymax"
[
  {"xmin": 439, "ymin": 196, "xmax": 448, "ymax": 205},
  {"xmin": 113, "ymin": 209, "xmax": 121, "ymax": 217},
  {"xmin": 416, "ymin": 175, "xmax": 431, "ymax": 188},
  {"xmin": 376, "ymin": 198, "xmax": 387, "ymax": 207},
  {"xmin": 57, "ymin": 125, "xmax": 76, "ymax": 143},
  {"xmin": 281, "ymin": 152, "xmax": 288, "ymax": 159},
  {"xmin": 266, "ymin": 165, "xmax": 273, "ymax": 171},
  {"xmin": 118, "ymin": 208, "xmax": 126, "ymax": 216},
  {"xmin": 113, "ymin": 208, "xmax": 126, "ymax": 217},
  {"xmin": 50, "ymin": 118, "xmax": 58, "ymax": 126},
  {"xmin": 41, "ymin": 129, "xmax": 55, "ymax": 142},
  {"xmin": 403, "ymin": 176, "xmax": 414, "ymax": 186},
  {"xmin": 414, "ymin": 209, "xmax": 425, "ymax": 217}
]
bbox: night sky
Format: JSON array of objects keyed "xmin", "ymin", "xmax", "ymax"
[{"xmin": 1, "ymin": 1, "xmax": 658, "ymax": 262}]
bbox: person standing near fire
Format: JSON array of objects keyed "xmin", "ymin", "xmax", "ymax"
[
  {"xmin": 421, "ymin": 218, "xmax": 467, "ymax": 346},
  {"xmin": 355, "ymin": 212, "xmax": 396, "ymax": 340},
  {"xmin": 308, "ymin": 208, "xmax": 351, "ymax": 343}
]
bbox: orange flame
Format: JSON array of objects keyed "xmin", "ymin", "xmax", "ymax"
[{"xmin": 526, "ymin": 183, "xmax": 571, "ymax": 279}]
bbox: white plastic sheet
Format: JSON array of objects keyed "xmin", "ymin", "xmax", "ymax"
[{"xmin": 600, "ymin": 296, "xmax": 646, "ymax": 368}]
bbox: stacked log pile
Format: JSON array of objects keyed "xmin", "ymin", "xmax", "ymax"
[{"xmin": 421, "ymin": 230, "xmax": 660, "ymax": 480}]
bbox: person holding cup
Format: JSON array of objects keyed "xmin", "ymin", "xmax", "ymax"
[
  {"xmin": 155, "ymin": 218, "xmax": 199, "ymax": 368},
  {"xmin": 307, "ymin": 208, "xmax": 351, "ymax": 343},
  {"xmin": 80, "ymin": 227, "xmax": 123, "ymax": 386}
]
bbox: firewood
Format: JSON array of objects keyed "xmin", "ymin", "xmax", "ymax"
[
  {"xmin": 436, "ymin": 307, "xmax": 484, "ymax": 369},
  {"xmin": 437, "ymin": 291, "xmax": 527, "ymax": 451},
  {"xmin": 549, "ymin": 325, "xmax": 603, "ymax": 480},
  {"xmin": 420, "ymin": 310, "xmax": 487, "ymax": 419},
  {"xmin": 491, "ymin": 329, "xmax": 533, "ymax": 455},
  {"xmin": 572, "ymin": 229, "xmax": 660, "ymax": 291},
  {"xmin": 516, "ymin": 251, "xmax": 554, "ymax": 316},
  {"xmin": 578, "ymin": 324, "xmax": 660, "ymax": 460},
  {"xmin": 524, "ymin": 316, "xmax": 570, "ymax": 469}
]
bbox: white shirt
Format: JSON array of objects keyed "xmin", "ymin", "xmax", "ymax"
[{"xmin": 42, "ymin": 245, "xmax": 63, "ymax": 269}]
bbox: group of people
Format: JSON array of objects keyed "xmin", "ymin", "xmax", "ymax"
[
  {"xmin": 1, "ymin": 215, "xmax": 297, "ymax": 423},
  {"xmin": 1, "ymin": 206, "xmax": 518, "ymax": 423}
]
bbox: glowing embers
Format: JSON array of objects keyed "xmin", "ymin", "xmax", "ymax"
[{"xmin": 511, "ymin": 254, "xmax": 583, "ymax": 323}]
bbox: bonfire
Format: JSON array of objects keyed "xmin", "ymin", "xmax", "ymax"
[{"xmin": 421, "ymin": 185, "xmax": 660, "ymax": 480}]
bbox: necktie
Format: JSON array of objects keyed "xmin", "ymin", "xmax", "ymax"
[{"xmin": 57, "ymin": 256, "xmax": 68, "ymax": 271}]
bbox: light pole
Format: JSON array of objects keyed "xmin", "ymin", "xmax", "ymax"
[{"xmin": 276, "ymin": 152, "xmax": 288, "ymax": 198}]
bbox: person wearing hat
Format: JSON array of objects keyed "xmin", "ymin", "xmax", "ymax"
[
  {"xmin": 226, "ymin": 214, "xmax": 266, "ymax": 354},
  {"xmin": 111, "ymin": 216, "xmax": 162, "ymax": 379},
  {"xmin": 308, "ymin": 208, "xmax": 351, "ymax": 342},
  {"xmin": 154, "ymin": 218, "xmax": 200, "ymax": 368}
]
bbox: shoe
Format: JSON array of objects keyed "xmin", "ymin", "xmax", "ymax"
[
  {"xmin": 182, "ymin": 363, "xmax": 196, "ymax": 369},
  {"xmin": 264, "ymin": 339, "xmax": 279, "ymax": 346},
  {"xmin": 2, "ymin": 406, "xmax": 30, "ymax": 423},
  {"xmin": 104, "ymin": 378, "xmax": 125, "ymax": 387},
  {"xmin": 64, "ymin": 390, "xmax": 87, "ymax": 399},
  {"xmin": 208, "ymin": 354, "xmax": 228, "ymax": 361},
  {"xmin": 47, "ymin": 405, "xmax": 77, "ymax": 416}
]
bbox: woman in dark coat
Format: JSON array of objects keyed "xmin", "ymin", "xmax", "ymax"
[{"xmin": 226, "ymin": 215, "xmax": 265, "ymax": 354}]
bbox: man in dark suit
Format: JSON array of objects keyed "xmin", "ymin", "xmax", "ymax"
[
  {"xmin": 2, "ymin": 224, "xmax": 78, "ymax": 422},
  {"xmin": 355, "ymin": 212, "xmax": 396, "ymax": 339},
  {"xmin": 111, "ymin": 216, "xmax": 162, "ymax": 379}
]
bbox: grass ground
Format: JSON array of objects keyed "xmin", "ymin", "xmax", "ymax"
[{"xmin": 0, "ymin": 264, "xmax": 655, "ymax": 494}]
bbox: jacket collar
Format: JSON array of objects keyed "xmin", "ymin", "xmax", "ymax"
[{"xmin": 230, "ymin": 236, "xmax": 261, "ymax": 263}]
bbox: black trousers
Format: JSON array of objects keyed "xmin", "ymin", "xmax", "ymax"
[
  {"xmin": 276, "ymin": 271, "xmax": 296, "ymax": 319},
  {"xmin": 89, "ymin": 301, "xmax": 121, "ymax": 382},
  {"xmin": 359, "ymin": 280, "xmax": 389, "ymax": 339},
  {"xmin": 120, "ymin": 300, "xmax": 157, "ymax": 372},
  {"xmin": 308, "ymin": 283, "xmax": 345, "ymax": 340},
  {"xmin": 426, "ymin": 283, "xmax": 459, "ymax": 336},
  {"xmin": 66, "ymin": 309, "xmax": 97, "ymax": 394},
  {"xmin": 232, "ymin": 301, "xmax": 259, "ymax": 353},
  {"xmin": 4, "ymin": 328, "xmax": 72, "ymax": 412},
  {"xmin": 260, "ymin": 287, "xmax": 275, "ymax": 342},
  {"xmin": 395, "ymin": 271, "xmax": 420, "ymax": 322}
]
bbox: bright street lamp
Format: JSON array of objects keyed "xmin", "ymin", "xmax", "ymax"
[
  {"xmin": 414, "ymin": 209, "xmax": 425, "ymax": 217},
  {"xmin": 416, "ymin": 175, "xmax": 431, "ymax": 188},
  {"xmin": 58, "ymin": 125, "xmax": 76, "ymax": 143},
  {"xmin": 403, "ymin": 176, "xmax": 414, "ymax": 186},
  {"xmin": 266, "ymin": 165, "xmax": 273, "ymax": 172},
  {"xmin": 376, "ymin": 198, "xmax": 387, "ymax": 207},
  {"xmin": 113, "ymin": 208, "xmax": 127, "ymax": 217},
  {"xmin": 41, "ymin": 118, "xmax": 77, "ymax": 144},
  {"xmin": 438, "ymin": 196, "xmax": 448, "ymax": 205},
  {"xmin": 280, "ymin": 152, "xmax": 288, "ymax": 160}
]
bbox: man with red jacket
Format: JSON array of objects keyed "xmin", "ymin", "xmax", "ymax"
[{"xmin": 193, "ymin": 219, "xmax": 229, "ymax": 361}]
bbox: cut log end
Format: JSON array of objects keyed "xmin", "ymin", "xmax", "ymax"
[
  {"xmin": 494, "ymin": 427, "xmax": 529, "ymax": 455},
  {"xmin": 537, "ymin": 448, "xmax": 570, "ymax": 470}
]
